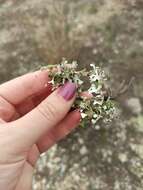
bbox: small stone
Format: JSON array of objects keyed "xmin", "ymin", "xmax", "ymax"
[
  {"xmin": 118, "ymin": 153, "xmax": 128, "ymax": 163},
  {"xmin": 92, "ymin": 48, "xmax": 98, "ymax": 55},
  {"xmin": 126, "ymin": 98, "xmax": 142, "ymax": 115},
  {"xmin": 114, "ymin": 181, "xmax": 120, "ymax": 190},
  {"xmin": 94, "ymin": 125, "xmax": 100, "ymax": 130},
  {"xmin": 74, "ymin": 174, "xmax": 80, "ymax": 181},
  {"xmin": 130, "ymin": 143, "xmax": 136, "ymax": 151},
  {"xmin": 139, "ymin": 41, "xmax": 143, "ymax": 47},
  {"xmin": 82, "ymin": 167, "xmax": 87, "ymax": 172},
  {"xmin": 80, "ymin": 146, "xmax": 88, "ymax": 155},
  {"xmin": 78, "ymin": 138, "xmax": 84, "ymax": 144}
]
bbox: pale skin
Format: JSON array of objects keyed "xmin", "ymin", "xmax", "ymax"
[{"xmin": 0, "ymin": 70, "xmax": 81, "ymax": 190}]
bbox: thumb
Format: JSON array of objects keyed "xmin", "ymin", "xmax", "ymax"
[{"xmin": 10, "ymin": 82, "xmax": 77, "ymax": 147}]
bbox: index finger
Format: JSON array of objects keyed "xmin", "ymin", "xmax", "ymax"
[{"xmin": 0, "ymin": 70, "xmax": 50, "ymax": 105}]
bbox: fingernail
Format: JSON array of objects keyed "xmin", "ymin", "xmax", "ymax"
[{"xmin": 58, "ymin": 82, "xmax": 76, "ymax": 101}]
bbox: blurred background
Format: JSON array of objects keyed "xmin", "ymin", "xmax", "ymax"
[{"xmin": 0, "ymin": 0, "xmax": 143, "ymax": 189}]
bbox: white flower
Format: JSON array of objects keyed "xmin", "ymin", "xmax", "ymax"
[
  {"xmin": 90, "ymin": 64, "xmax": 107, "ymax": 82},
  {"xmin": 88, "ymin": 83, "xmax": 102, "ymax": 94},
  {"xmin": 89, "ymin": 74, "xmax": 99, "ymax": 82},
  {"xmin": 90, "ymin": 63, "xmax": 96, "ymax": 71},
  {"xmin": 92, "ymin": 115, "xmax": 102, "ymax": 124},
  {"xmin": 88, "ymin": 84, "xmax": 97, "ymax": 93},
  {"xmin": 48, "ymin": 79, "xmax": 54, "ymax": 85},
  {"xmin": 91, "ymin": 119, "xmax": 97, "ymax": 124},
  {"xmin": 93, "ymin": 113, "xmax": 98, "ymax": 118},
  {"xmin": 81, "ymin": 113, "xmax": 88, "ymax": 119},
  {"xmin": 103, "ymin": 105, "xmax": 107, "ymax": 110},
  {"xmin": 72, "ymin": 61, "xmax": 78, "ymax": 69},
  {"xmin": 74, "ymin": 75, "xmax": 83, "ymax": 85},
  {"xmin": 93, "ymin": 99, "xmax": 103, "ymax": 105}
]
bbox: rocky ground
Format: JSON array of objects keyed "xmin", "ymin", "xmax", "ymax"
[{"xmin": 0, "ymin": 0, "xmax": 143, "ymax": 189}]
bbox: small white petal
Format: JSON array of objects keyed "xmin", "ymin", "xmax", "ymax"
[{"xmin": 81, "ymin": 113, "xmax": 88, "ymax": 118}]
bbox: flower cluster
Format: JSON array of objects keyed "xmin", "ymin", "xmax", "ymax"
[{"xmin": 41, "ymin": 59, "xmax": 116, "ymax": 128}]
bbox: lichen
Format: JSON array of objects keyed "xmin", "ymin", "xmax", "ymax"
[{"xmin": 41, "ymin": 58, "xmax": 116, "ymax": 127}]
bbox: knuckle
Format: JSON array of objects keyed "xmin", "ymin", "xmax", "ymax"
[
  {"xmin": 23, "ymin": 75, "xmax": 34, "ymax": 91},
  {"xmin": 0, "ymin": 127, "xmax": 16, "ymax": 158},
  {"xmin": 37, "ymin": 101, "xmax": 59, "ymax": 123}
]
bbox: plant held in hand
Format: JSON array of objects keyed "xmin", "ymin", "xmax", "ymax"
[{"xmin": 41, "ymin": 59, "xmax": 116, "ymax": 128}]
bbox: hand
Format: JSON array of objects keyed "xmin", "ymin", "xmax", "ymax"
[{"xmin": 0, "ymin": 70, "xmax": 81, "ymax": 190}]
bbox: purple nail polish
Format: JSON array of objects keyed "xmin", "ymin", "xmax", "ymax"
[{"xmin": 58, "ymin": 82, "xmax": 76, "ymax": 101}]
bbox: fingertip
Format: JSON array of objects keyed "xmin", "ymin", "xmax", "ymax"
[
  {"xmin": 73, "ymin": 109, "xmax": 81, "ymax": 123},
  {"xmin": 33, "ymin": 70, "xmax": 50, "ymax": 87},
  {"xmin": 68, "ymin": 109, "xmax": 81, "ymax": 127},
  {"xmin": 80, "ymin": 91, "xmax": 93, "ymax": 99}
]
